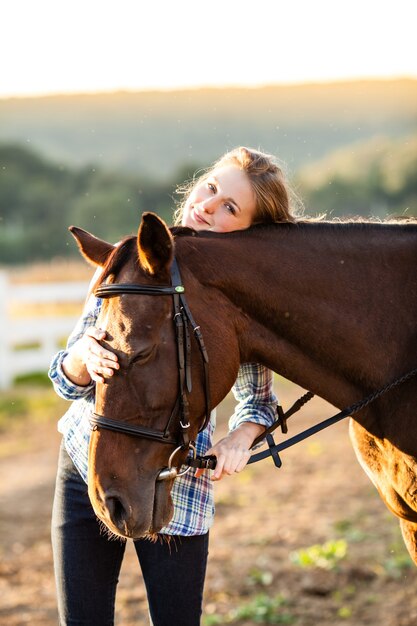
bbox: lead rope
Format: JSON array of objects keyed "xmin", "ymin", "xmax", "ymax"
[{"xmin": 188, "ymin": 366, "xmax": 417, "ymax": 471}]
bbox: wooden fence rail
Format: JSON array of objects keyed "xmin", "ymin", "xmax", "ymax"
[{"xmin": 0, "ymin": 271, "xmax": 89, "ymax": 389}]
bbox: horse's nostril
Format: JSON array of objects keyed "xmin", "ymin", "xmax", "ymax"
[{"xmin": 106, "ymin": 495, "xmax": 128, "ymax": 528}]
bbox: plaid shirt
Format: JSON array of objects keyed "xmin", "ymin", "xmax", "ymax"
[{"xmin": 49, "ymin": 295, "xmax": 277, "ymax": 536}]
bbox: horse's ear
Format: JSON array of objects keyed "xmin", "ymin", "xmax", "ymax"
[
  {"xmin": 69, "ymin": 226, "xmax": 115, "ymax": 267},
  {"xmin": 137, "ymin": 212, "xmax": 174, "ymax": 275}
]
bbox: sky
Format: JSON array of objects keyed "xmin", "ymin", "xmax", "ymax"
[{"xmin": 1, "ymin": 0, "xmax": 416, "ymax": 98}]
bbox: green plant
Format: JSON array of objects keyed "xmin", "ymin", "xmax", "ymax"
[
  {"xmin": 246, "ymin": 567, "xmax": 273, "ymax": 587},
  {"xmin": 290, "ymin": 539, "xmax": 348, "ymax": 570},
  {"xmin": 383, "ymin": 522, "xmax": 414, "ymax": 578},
  {"xmin": 384, "ymin": 550, "xmax": 413, "ymax": 578},
  {"xmin": 229, "ymin": 593, "xmax": 296, "ymax": 624},
  {"xmin": 338, "ymin": 606, "xmax": 352, "ymax": 619},
  {"xmin": 202, "ymin": 615, "xmax": 223, "ymax": 626},
  {"xmin": 333, "ymin": 519, "xmax": 367, "ymax": 543}
]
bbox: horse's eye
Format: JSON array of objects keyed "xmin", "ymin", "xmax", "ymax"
[{"xmin": 130, "ymin": 347, "xmax": 155, "ymax": 366}]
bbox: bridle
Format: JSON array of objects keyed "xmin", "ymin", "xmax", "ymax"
[{"xmin": 90, "ymin": 257, "xmax": 211, "ymax": 482}]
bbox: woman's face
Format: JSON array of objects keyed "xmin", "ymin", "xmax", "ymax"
[{"xmin": 182, "ymin": 164, "xmax": 257, "ymax": 232}]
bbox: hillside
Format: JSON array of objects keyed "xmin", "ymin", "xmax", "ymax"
[
  {"xmin": 297, "ymin": 134, "xmax": 417, "ymax": 217},
  {"xmin": 1, "ymin": 129, "xmax": 416, "ymax": 264},
  {"xmin": 0, "ymin": 80, "xmax": 415, "ymax": 179}
]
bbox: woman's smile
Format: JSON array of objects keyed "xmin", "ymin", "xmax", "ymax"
[
  {"xmin": 182, "ymin": 163, "xmax": 256, "ymax": 233},
  {"xmin": 191, "ymin": 208, "xmax": 210, "ymax": 226}
]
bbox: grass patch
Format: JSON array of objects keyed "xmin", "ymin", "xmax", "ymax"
[
  {"xmin": 229, "ymin": 593, "xmax": 296, "ymax": 624},
  {"xmin": 384, "ymin": 552, "xmax": 414, "ymax": 578},
  {"xmin": 383, "ymin": 526, "xmax": 414, "ymax": 578},
  {"xmin": 0, "ymin": 387, "xmax": 65, "ymax": 432},
  {"xmin": 13, "ymin": 341, "xmax": 42, "ymax": 351},
  {"xmin": 0, "ymin": 386, "xmax": 66, "ymax": 458},
  {"xmin": 337, "ymin": 606, "xmax": 353, "ymax": 619},
  {"xmin": 246, "ymin": 567, "xmax": 274, "ymax": 587},
  {"xmin": 333, "ymin": 518, "xmax": 368, "ymax": 543},
  {"xmin": 290, "ymin": 539, "xmax": 348, "ymax": 570},
  {"xmin": 14, "ymin": 371, "xmax": 51, "ymax": 387},
  {"xmin": 203, "ymin": 594, "xmax": 297, "ymax": 625}
]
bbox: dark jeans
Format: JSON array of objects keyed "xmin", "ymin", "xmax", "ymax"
[{"xmin": 51, "ymin": 442, "xmax": 209, "ymax": 626}]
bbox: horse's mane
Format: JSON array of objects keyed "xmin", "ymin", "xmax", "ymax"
[
  {"xmin": 170, "ymin": 216, "xmax": 417, "ymax": 241},
  {"xmin": 89, "ymin": 216, "xmax": 416, "ymax": 295},
  {"xmin": 321, "ymin": 215, "xmax": 417, "ymax": 224},
  {"xmin": 292, "ymin": 215, "xmax": 417, "ymax": 233}
]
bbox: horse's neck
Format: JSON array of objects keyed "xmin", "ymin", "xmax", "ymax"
[{"xmin": 178, "ymin": 224, "xmax": 416, "ymax": 409}]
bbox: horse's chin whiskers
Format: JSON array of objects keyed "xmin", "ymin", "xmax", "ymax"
[
  {"xmin": 98, "ymin": 518, "xmax": 127, "ymax": 543},
  {"xmin": 143, "ymin": 532, "xmax": 174, "ymax": 548},
  {"xmin": 97, "ymin": 516, "xmax": 165, "ymax": 543},
  {"xmin": 143, "ymin": 531, "xmax": 160, "ymax": 543}
]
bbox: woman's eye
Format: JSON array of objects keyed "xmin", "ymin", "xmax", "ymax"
[
  {"xmin": 225, "ymin": 203, "xmax": 236, "ymax": 215},
  {"xmin": 208, "ymin": 182, "xmax": 217, "ymax": 193}
]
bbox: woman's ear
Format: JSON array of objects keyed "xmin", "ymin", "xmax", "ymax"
[
  {"xmin": 69, "ymin": 226, "xmax": 115, "ymax": 266},
  {"xmin": 137, "ymin": 212, "xmax": 174, "ymax": 275}
]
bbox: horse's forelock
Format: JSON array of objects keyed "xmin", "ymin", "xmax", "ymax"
[{"xmin": 91, "ymin": 236, "xmax": 137, "ymax": 295}]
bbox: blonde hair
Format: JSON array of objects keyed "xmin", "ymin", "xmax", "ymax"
[{"xmin": 174, "ymin": 146, "xmax": 301, "ymax": 226}]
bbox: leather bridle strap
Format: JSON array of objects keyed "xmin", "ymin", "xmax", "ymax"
[
  {"xmin": 89, "ymin": 414, "xmax": 178, "ymax": 444},
  {"xmin": 95, "ymin": 284, "xmax": 180, "ymax": 297},
  {"xmin": 91, "ymin": 257, "xmax": 211, "ymax": 448},
  {"xmin": 170, "ymin": 259, "xmax": 211, "ymax": 433},
  {"xmin": 171, "ymin": 281, "xmax": 191, "ymax": 447}
]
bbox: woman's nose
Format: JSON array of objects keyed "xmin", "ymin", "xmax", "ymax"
[{"xmin": 200, "ymin": 197, "xmax": 217, "ymax": 213}]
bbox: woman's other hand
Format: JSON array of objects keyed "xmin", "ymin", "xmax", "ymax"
[
  {"xmin": 62, "ymin": 327, "xmax": 119, "ymax": 385},
  {"xmin": 195, "ymin": 422, "xmax": 265, "ymax": 481}
]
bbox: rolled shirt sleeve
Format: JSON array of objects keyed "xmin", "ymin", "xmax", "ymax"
[{"xmin": 228, "ymin": 362, "xmax": 278, "ymax": 431}]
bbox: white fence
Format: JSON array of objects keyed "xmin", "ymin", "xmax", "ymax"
[{"xmin": 0, "ymin": 271, "xmax": 89, "ymax": 389}]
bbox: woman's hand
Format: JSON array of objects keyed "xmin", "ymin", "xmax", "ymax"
[
  {"xmin": 62, "ymin": 327, "xmax": 119, "ymax": 386},
  {"xmin": 195, "ymin": 422, "xmax": 265, "ymax": 481}
]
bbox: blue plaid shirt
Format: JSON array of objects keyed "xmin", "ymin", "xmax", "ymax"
[{"xmin": 49, "ymin": 295, "xmax": 277, "ymax": 536}]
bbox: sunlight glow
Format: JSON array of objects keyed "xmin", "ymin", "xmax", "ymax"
[{"xmin": 2, "ymin": 0, "xmax": 416, "ymax": 98}]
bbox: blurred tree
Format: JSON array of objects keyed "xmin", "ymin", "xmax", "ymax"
[
  {"xmin": 0, "ymin": 136, "xmax": 415, "ymax": 265},
  {"xmin": 296, "ymin": 135, "xmax": 417, "ymax": 218},
  {"xmin": 0, "ymin": 144, "xmax": 181, "ymax": 263}
]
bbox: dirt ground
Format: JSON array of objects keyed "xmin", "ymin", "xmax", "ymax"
[{"xmin": 1, "ymin": 383, "xmax": 417, "ymax": 626}]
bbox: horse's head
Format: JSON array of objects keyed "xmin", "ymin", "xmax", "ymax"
[{"xmin": 70, "ymin": 213, "xmax": 239, "ymax": 538}]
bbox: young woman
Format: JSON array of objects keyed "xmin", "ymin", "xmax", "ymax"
[{"xmin": 49, "ymin": 147, "xmax": 297, "ymax": 626}]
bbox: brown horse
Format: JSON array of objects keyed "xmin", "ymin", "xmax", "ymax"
[{"xmin": 71, "ymin": 213, "xmax": 417, "ymax": 562}]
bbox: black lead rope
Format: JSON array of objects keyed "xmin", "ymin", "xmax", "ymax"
[{"xmin": 188, "ymin": 366, "xmax": 417, "ymax": 472}]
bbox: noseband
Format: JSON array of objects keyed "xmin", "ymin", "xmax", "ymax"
[{"xmin": 90, "ymin": 257, "xmax": 211, "ymax": 481}]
